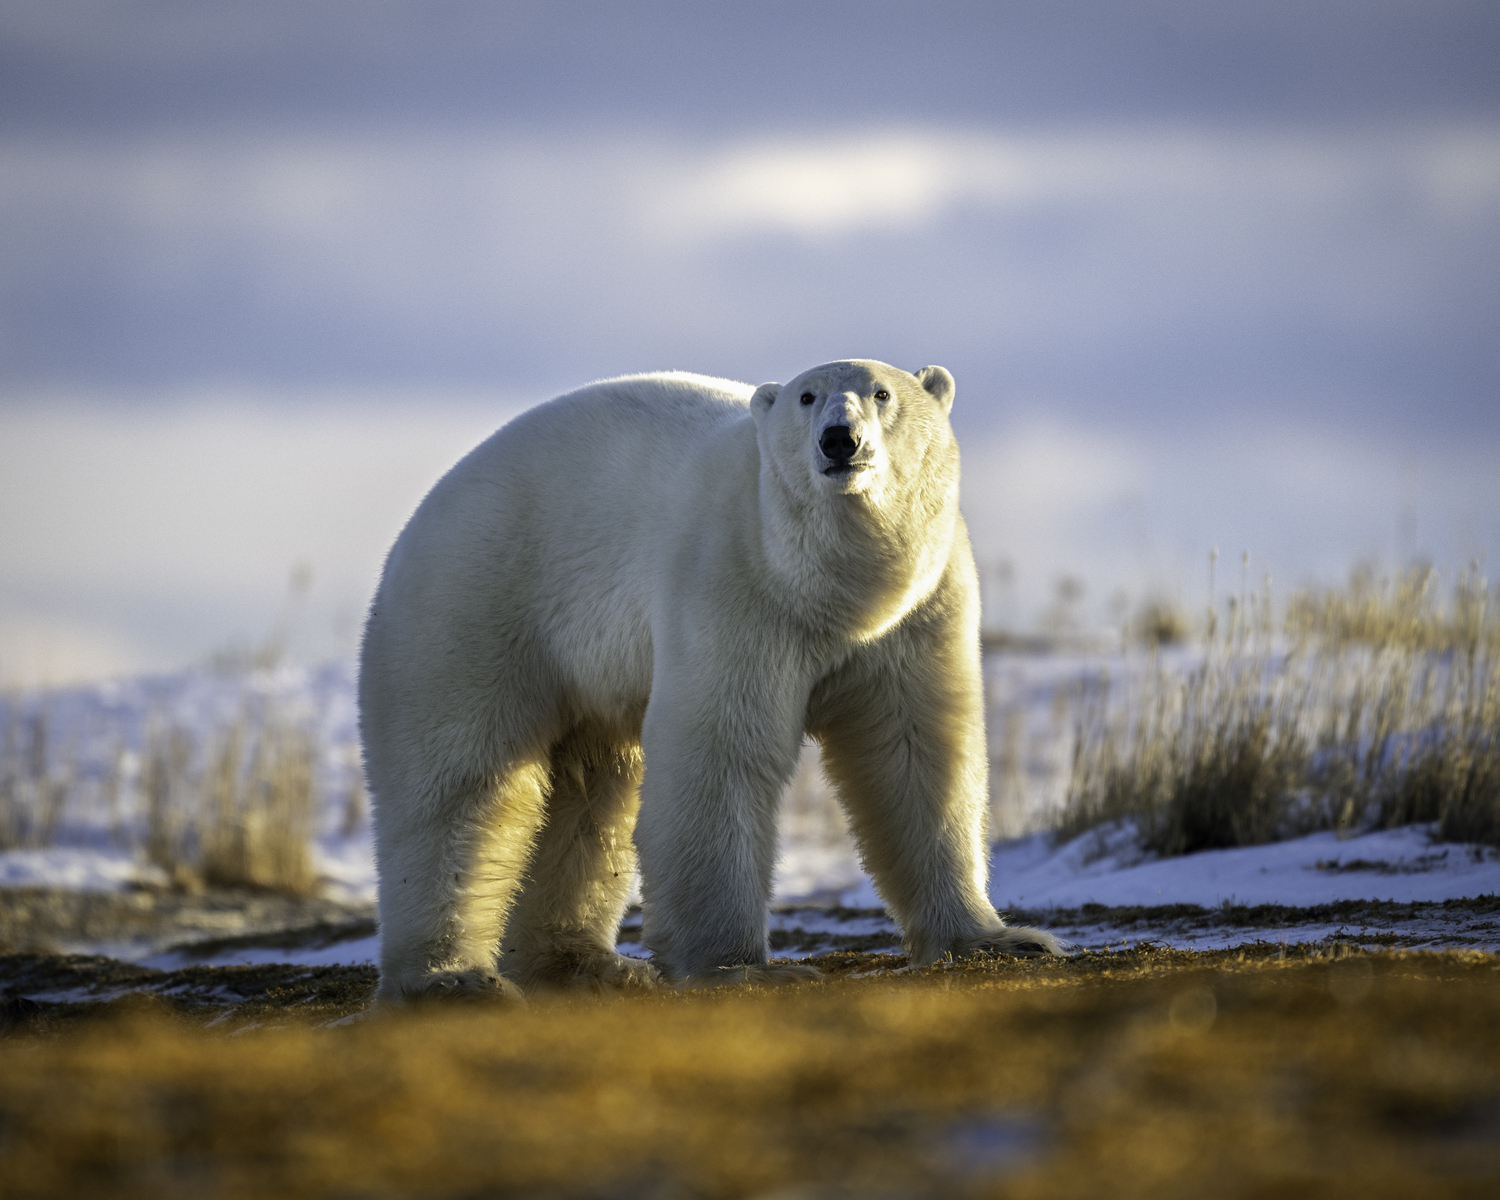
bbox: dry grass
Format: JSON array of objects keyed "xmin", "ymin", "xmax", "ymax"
[
  {"xmin": 1288, "ymin": 562, "xmax": 1500, "ymax": 654},
  {"xmin": 1062, "ymin": 565, "xmax": 1500, "ymax": 853},
  {"xmin": 140, "ymin": 724, "xmax": 195, "ymax": 882},
  {"xmin": 1, "ymin": 946, "xmax": 1497, "ymax": 1199},
  {"xmin": 198, "ymin": 715, "xmax": 319, "ymax": 894},
  {"xmin": 0, "ymin": 709, "xmax": 71, "ymax": 851},
  {"xmin": 1127, "ymin": 597, "xmax": 1192, "ymax": 648},
  {"xmin": 0, "ymin": 682, "xmax": 324, "ymax": 896},
  {"xmin": 142, "ymin": 712, "xmax": 320, "ymax": 896}
]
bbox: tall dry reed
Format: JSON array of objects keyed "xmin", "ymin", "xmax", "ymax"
[
  {"xmin": 0, "ymin": 708, "xmax": 71, "ymax": 851},
  {"xmin": 1062, "ymin": 564, "xmax": 1500, "ymax": 853},
  {"xmin": 141, "ymin": 723, "xmax": 196, "ymax": 882},
  {"xmin": 143, "ymin": 712, "xmax": 320, "ymax": 895}
]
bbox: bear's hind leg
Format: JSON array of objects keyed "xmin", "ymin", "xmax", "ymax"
[
  {"xmin": 500, "ymin": 731, "xmax": 658, "ymax": 992},
  {"xmin": 375, "ymin": 758, "xmax": 551, "ymax": 1004}
]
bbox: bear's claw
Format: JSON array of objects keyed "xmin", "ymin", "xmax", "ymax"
[
  {"xmin": 567, "ymin": 951, "xmax": 661, "ymax": 993},
  {"xmin": 957, "ymin": 925, "xmax": 1066, "ymax": 959},
  {"xmin": 684, "ymin": 962, "xmax": 824, "ymax": 990},
  {"xmin": 511, "ymin": 937, "xmax": 662, "ymax": 993},
  {"xmin": 404, "ymin": 968, "xmax": 527, "ymax": 1004}
]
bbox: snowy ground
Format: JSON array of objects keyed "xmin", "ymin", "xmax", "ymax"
[
  {"xmin": 7, "ymin": 819, "xmax": 1494, "ymax": 972},
  {"xmin": 2, "ymin": 655, "xmax": 1497, "ymax": 972}
]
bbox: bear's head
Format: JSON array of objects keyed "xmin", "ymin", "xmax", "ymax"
[
  {"xmin": 749, "ymin": 360, "xmax": 963, "ymax": 627},
  {"xmin": 750, "ymin": 359, "xmax": 958, "ymax": 508}
]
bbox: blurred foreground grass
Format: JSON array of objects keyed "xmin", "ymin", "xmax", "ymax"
[{"xmin": 2, "ymin": 946, "xmax": 1497, "ymax": 1198}]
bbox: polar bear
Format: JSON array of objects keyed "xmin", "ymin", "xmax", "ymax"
[{"xmin": 359, "ymin": 360, "xmax": 1060, "ymax": 1002}]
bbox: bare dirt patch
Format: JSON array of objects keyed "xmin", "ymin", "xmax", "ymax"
[{"xmin": 0, "ymin": 885, "xmax": 374, "ymax": 957}]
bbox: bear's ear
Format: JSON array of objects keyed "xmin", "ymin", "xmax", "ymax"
[
  {"xmin": 914, "ymin": 366, "xmax": 956, "ymax": 414},
  {"xmin": 750, "ymin": 382, "xmax": 781, "ymax": 424}
]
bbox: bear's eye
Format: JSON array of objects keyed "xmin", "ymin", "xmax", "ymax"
[
  {"xmin": 800, "ymin": 392, "xmax": 815, "ymax": 406},
  {"xmin": 875, "ymin": 389, "xmax": 890, "ymax": 402}
]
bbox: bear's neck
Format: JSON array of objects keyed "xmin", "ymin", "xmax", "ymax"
[{"xmin": 758, "ymin": 464, "xmax": 959, "ymax": 644}]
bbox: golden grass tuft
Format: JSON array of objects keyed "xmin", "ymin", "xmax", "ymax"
[
  {"xmin": 1287, "ymin": 561, "xmax": 1500, "ymax": 654},
  {"xmin": 197, "ymin": 715, "xmax": 320, "ymax": 895},
  {"xmin": 1, "ymin": 946, "xmax": 1497, "ymax": 1199},
  {"xmin": 140, "ymin": 712, "xmax": 320, "ymax": 896},
  {"xmin": 0, "ymin": 708, "xmax": 71, "ymax": 851},
  {"xmin": 1062, "ymin": 565, "xmax": 1500, "ymax": 853},
  {"xmin": 1127, "ymin": 597, "xmax": 1192, "ymax": 648}
]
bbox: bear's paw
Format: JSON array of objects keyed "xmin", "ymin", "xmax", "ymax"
[
  {"xmin": 585, "ymin": 952, "xmax": 661, "ymax": 992},
  {"xmin": 550, "ymin": 950, "xmax": 661, "ymax": 994},
  {"xmin": 403, "ymin": 968, "xmax": 527, "ymax": 1005},
  {"xmin": 684, "ymin": 961, "xmax": 825, "ymax": 990},
  {"xmin": 955, "ymin": 926, "xmax": 1067, "ymax": 959},
  {"xmin": 514, "ymin": 933, "xmax": 662, "ymax": 993}
]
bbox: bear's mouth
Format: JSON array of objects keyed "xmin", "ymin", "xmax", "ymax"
[{"xmin": 819, "ymin": 460, "xmax": 872, "ymax": 477}]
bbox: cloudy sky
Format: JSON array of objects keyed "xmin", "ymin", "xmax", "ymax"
[{"xmin": 2, "ymin": 1, "xmax": 1498, "ymax": 684}]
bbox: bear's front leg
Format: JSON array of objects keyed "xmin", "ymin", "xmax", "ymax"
[
  {"xmin": 810, "ymin": 587, "xmax": 1063, "ymax": 965},
  {"xmin": 633, "ymin": 652, "xmax": 819, "ymax": 985}
]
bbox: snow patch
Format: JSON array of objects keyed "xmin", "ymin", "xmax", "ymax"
[{"xmin": 984, "ymin": 823, "xmax": 1500, "ymax": 910}]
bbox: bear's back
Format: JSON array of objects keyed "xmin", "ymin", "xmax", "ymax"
[
  {"xmin": 508, "ymin": 371, "xmax": 754, "ymax": 479},
  {"xmin": 367, "ymin": 372, "xmax": 761, "ymax": 727},
  {"xmin": 451, "ymin": 370, "xmax": 755, "ymax": 539},
  {"xmin": 399, "ymin": 370, "xmax": 754, "ymax": 553}
]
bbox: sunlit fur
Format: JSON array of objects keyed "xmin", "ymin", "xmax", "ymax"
[{"xmin": 359, "ymin": 360, "xmax": 1059, "ymax": 1003}]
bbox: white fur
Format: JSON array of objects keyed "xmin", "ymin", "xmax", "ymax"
[{"xmin": 359, "ymin": 360, "xmax": 1059, "ymax": 1002}]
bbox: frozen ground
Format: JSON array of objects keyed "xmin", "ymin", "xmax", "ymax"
[{"xmin": 2, "ymin": 656, "xmax": 1497, "ymax": 972}]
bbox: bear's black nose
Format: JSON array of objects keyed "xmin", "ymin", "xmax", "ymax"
[{"xmin": 819, "ymin": 425, "xmax": 859, "ymax": 463}]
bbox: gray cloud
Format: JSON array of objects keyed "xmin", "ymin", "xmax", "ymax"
[
  {"xmin": 2, "ymin": 2, "xmax": 1498, "ymax": 681},
  {"xmin": 4, "ymin": 1, "xmax": 1497, "ymax": 131},
  {"xmin": 3, "ymin": 124, "xmax": 1497, "ymax": 437}
]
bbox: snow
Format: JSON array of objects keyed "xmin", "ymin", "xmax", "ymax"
[
  {"xmin": 983, "ymin": 823, "xmax": 1500, "ymax": 910},
  {"xmin": 833, "ymin": 824, "xmax": 1500, "ymax": 954},
  {"xmin": 771, "ymin": 842, "xmax": 865, "ymax": 904},
  {"xmin": 776, "ymin": 821, "xmax": 1500, "ymax": 914},
  {"xmin": 0, "ymin": 846, "xmax": 170, "ymax": 893},
  {"xmin": 143, "ymin": 933, "xmax": 382, "ymax": 972},
  {"xmin": 311, "ymin": 835, "xmax": 378, "ymax": 905}
]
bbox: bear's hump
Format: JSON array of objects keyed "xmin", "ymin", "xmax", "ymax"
[{"xmin": 570, "ymin": 370, "xmax": 756, "ymax": 409}]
